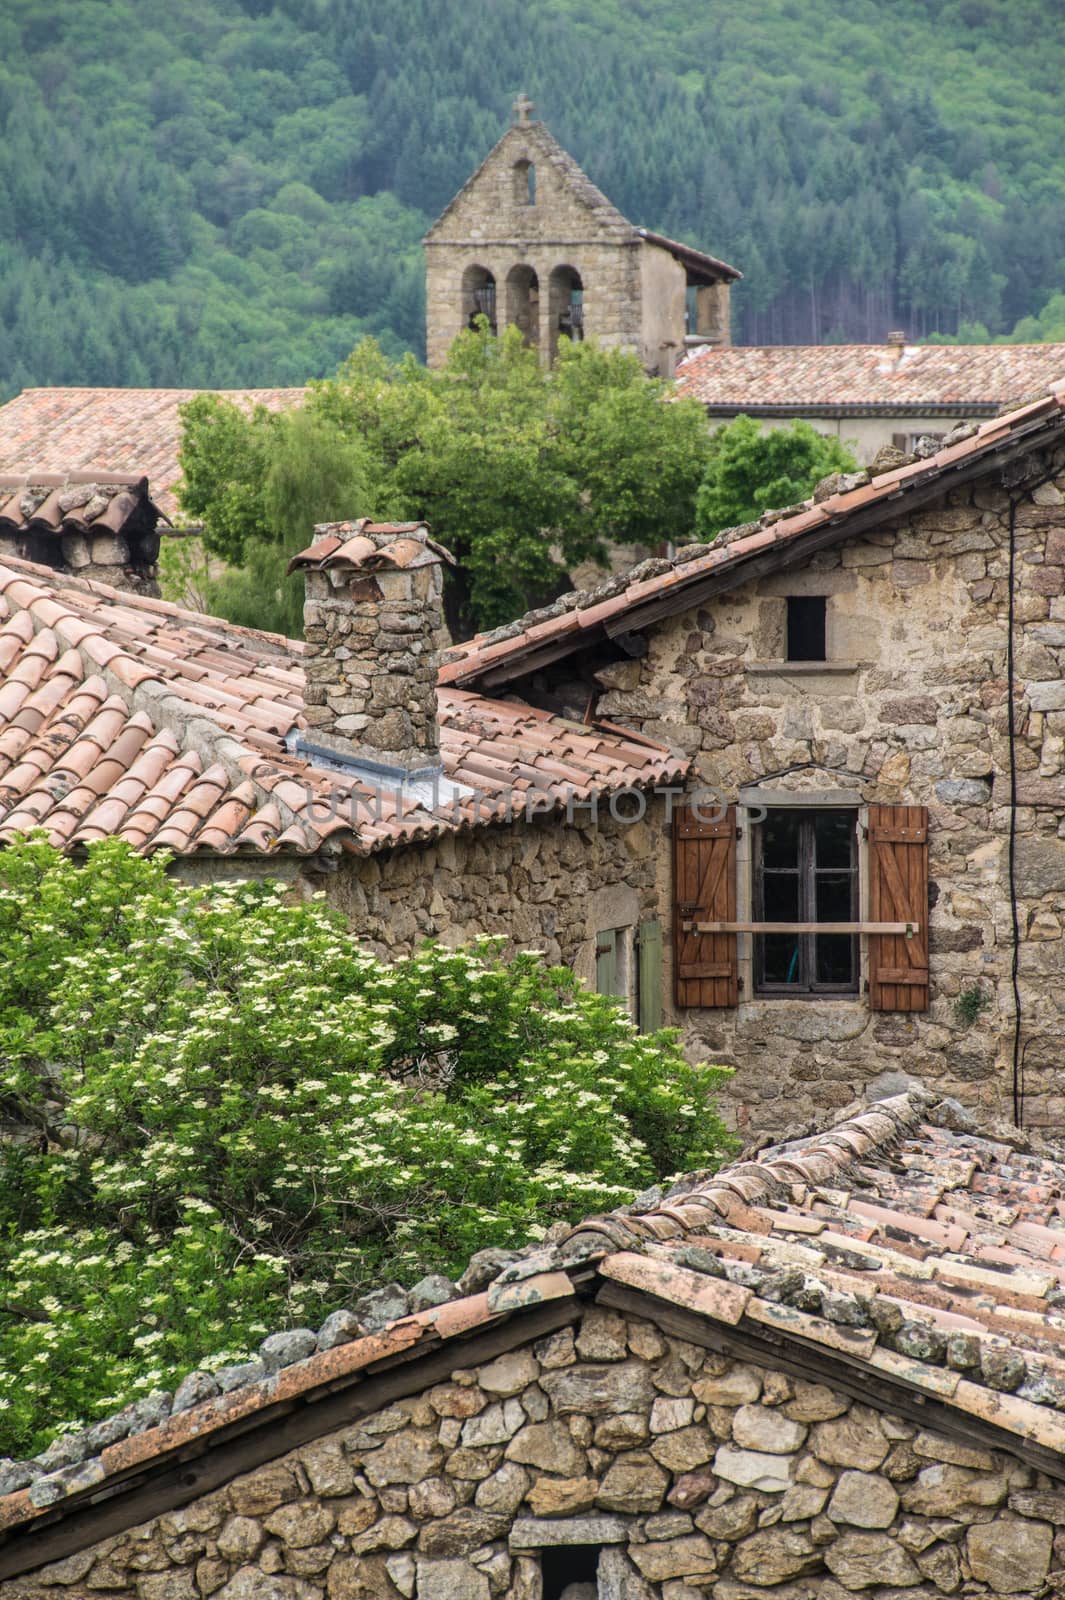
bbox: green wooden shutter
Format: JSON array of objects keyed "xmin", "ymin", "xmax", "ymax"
[
  {"xmin": 595, "ymin": 928, "xmax": 618, "ymax": 997},
  {"xmin": 637, "ymin": 919, "xmax": 663, "ymax": 1033}
]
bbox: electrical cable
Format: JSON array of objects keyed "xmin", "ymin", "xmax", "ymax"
[
  {"xmin": 1004, "ymin": 462, "xmax": 1058, "ymax": 1126},
  {"xmin": 1006, "ymin": 491, "xmax": 1023, "ymax": 1126}
]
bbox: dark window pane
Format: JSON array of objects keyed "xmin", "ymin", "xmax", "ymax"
[
  {"xmin": 787, "ymin": 596, "xmax": 826, "ymax": 660},
  {"xmin": 814, "ymin": 810, "xmax": 854, "ymax": 868},
  {"xmin": 764, "ymin": 872, "xmax": 800, "ymax": 920},
  {"xmin": 759, "ymin": 872, "xmax": 800, "ymax": 985},
  {"xmin": 761, "ymin": 809, "xmax": 801, "ymax": 869},
  {"xmin": 816, "ymin": 934, "xmax": 854, "ymax": 985},
  {"xmin": 764, "ymin": 934, "xmax": 802, "ymax": 984},
  {"xmin": 816, "ymin": 871, "xmax": 853, "ymax": 922}
]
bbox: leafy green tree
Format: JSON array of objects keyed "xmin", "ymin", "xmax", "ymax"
[
  {"xmin": 178, "ymin": 327, "xmax": 713, "ymax": 634},
  {"xmin": 178, "ymin": 395, "xmax": 378, "ymax": 634},
  {"xmin": 695, "ymin": 414, "xmax": 857, "ymax": 538},
  {"xmin": 0, "ymin": 838, "xmax": 733, "ymax": 1454}
]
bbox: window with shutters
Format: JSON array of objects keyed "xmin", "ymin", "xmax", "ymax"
[
  {"xmin": 673, "ymin": 799, "xmax": 929, "ymax": 1013},
  {"xmin": 752, "ymin": 809, "xmax": 859, "ymax": 995}
]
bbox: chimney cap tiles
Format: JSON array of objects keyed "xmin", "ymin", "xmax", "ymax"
[{"xmin": 287, "ymin": 520, "xmax": 455, "ymax": 575}]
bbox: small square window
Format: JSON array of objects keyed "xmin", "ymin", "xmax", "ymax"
[
  {"xmin": 786, "ymin": 596, "xmax": 826, "ymax": 661},
  {"xmin": 753, "ymin": 808, "xmax": 858, "ymax": 995}
]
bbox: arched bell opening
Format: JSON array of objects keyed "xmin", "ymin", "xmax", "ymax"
[
  {"xmin": 549, "ymin": 264, "xmax": 584, "ymax": 359},
  {"xmin": 506, "ymin": 263, "xmax": 540, "ymax": 349},
  {"xmin": 462, "ymin": 263, "xmax": 497, "ymax": 333}
]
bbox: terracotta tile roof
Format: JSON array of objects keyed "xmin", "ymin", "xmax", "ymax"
[
  {"xmin": 0, "ymin": 389, "xmax": 305, "ymax": 522},
  {"xmin": 0, "ymin": 555, "xmax": 688, "ymax": 859},
  {"xmin": 8, "ymin": 1091, "xmax": 1065, "ymax": 1552},
  {"xmin": 440, "ymin": 387, "xmax": 1065, "ymax": 690},
  {"xmin": 675, "ymin": 340, "xmax": 1065, "ymax": 413}
]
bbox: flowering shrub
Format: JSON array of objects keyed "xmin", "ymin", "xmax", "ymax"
[{"xmin": 0, "ymin": 839, "xmax": 733, "ymax": 1454}]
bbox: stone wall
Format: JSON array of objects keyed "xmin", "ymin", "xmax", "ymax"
[
  {"xmin": 0, "ymin": 530, "xmax": 160, "ymax": 596},
  {"xmin": 588, "ymin": 448, "xmax": 1065, "ymax": 1131},
  {"xmin": 12, "ymin": 1306, "xmax": 1061, "ymax": 1599},
  {"xmin": 326, "ymin": 802, "xmax": 666, "ymax": 994},
  {"xmin": 301, "ymin": 560, "xmax": 445, "ymax": 770},
  {"xmin": 697, "ymin": 415, "xmax": 990, "ymax": 470},
  {"xmin": 175, "ymin": 802, "xmax": 667, "ymax": 1012}
]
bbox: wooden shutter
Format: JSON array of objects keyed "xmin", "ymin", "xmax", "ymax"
[
  {"xmin": 892, "ymin": 432, "xmax": 908, "ymax": 451},
  {"xmin": 673, "ymin": 804, "xmax": 738, "ymax": 1008},
  {"xmin": 868, "ymin": 804, "xmax": 929, "ymax": 1011},
  {"xmin": 637, "ymin": 919, "xmax": 663, "ymax": 1033},
  {"xmin": 595, "ymin": 928, "xmax": 619, "ymax": 997}
]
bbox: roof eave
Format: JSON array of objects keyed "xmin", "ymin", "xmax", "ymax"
[{"xmin": 700, "ymin": 401, "xmax": 1001, "ymax": 419}]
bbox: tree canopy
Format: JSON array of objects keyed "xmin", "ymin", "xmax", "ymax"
[
  {"xmin": 0, "ymin": 838, "xmax": 733, "ymax": 1455},
  {"xmin": 1, "ymin": 0, "xmax": 1063, "ymax": 398},
  {"xmin": 178, "ymin": 328, "xmax": 713, "ymax": 635},
  {"xmin": 695, "ymin": 415, "xmax": 858, "ymax": 537}
]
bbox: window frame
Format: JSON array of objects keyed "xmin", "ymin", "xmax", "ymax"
[{"xmin": 750, "ymin": 806, "xmax": 860, "ymax": 999}]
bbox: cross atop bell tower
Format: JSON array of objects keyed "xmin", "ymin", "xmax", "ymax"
[{"xmin": 512, "ymin": 92, "xmax": 535, "ymax": 126}]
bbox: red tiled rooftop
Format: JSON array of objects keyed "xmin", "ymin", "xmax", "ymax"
[
  {"xmin": 675, "ymin": 340, "xmax": 1065, "ymax": 412},
  {"xmin": 0, "ymin": 556, "xmax": 688, "ymax": 859},
  {"xmin": 0, "ymin": 389, "xmax": 306, "ymax": 522}
]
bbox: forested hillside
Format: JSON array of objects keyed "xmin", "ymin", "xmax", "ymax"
[{"xmin": 1, "ymin": 0, "xmax": 1062, "ymax": 394}]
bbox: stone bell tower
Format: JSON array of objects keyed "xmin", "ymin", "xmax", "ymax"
[{"xmin": 423, "ymin": 96, "xmax": 740, "ymax": 377}]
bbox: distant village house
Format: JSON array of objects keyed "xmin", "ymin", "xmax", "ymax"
[{"xmin": 674, "ymin": 335, "xmax": 1065, "ymax": 465}]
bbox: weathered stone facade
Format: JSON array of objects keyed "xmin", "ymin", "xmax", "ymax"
[
  {"xmin": 11, "ymin": 1305, "xmax": 1063, "ymax": 1599},
  {"xmin": 330, "ymin": 802, "xmax": 665, "ymax": 991},
  {"xmin": 424, "ymin": 113, "xmax": 735, "ymax": 374},
  {"xmin": 519, "ymin": 449, "xmax": 1065, "ymax": 1131}
]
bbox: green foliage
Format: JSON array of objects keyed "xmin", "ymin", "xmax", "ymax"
[
  {"xmin": 695, "ymin": 415, "xmax": 857, "ymax": 537},
  {"xmin": 954, "ymin": 982, "xmax": 993, "ymax": 1026},
  {"xmin": 178, "ymin": 328, "xmax": 712, "ymax": 633},
  {"xmin": 178, "ymin": 391, "xmax": 380, "ymax": 633},
  {"xmin": 1, "ymin": 0, "xmax": 1063, "ymax": 399},
  {"xmin": 0, "ymin": 838, "xmax": 733, "ymax": 1454},
  {"xmin": 926, "ymin": 292, "xmax": 1065, "ymax": 346}
]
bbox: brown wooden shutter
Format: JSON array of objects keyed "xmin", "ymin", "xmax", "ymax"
[
  {"xmin": 673, "ymin": 803, "xmax": 738, "ymax": 1008},
  {"xmin": 868, "ymin": 804, "xmax": 929, "ymax": 1011},
  {"xmin": 892, "ymin": 432, "xmax": 908, "ymax": 451}
]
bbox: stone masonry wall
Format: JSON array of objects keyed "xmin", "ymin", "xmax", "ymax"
[
  {"xmin": 325, "ymin": 802, "xmax": 666, "ymax": 995},
  {"xmin": 301, "ymin": 562, "xmax": 444, "ymax": 769},
  {"xmin": 12, "ymin": 1305, "xmax": 1063, "ymax": 1599},
  {"xmin": 590, "ymin": 448, "xmax": 1065, "ymax": 1132},
  {"xmin": 0, "ymin": 530, "xmax": 160, "ymax": 597}
]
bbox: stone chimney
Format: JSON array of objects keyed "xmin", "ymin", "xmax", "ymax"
[
  {"xmin": 288, "ymin": 520, "xmax": 455, "ymax": 777},
  {"xmin": 885, "ymin": 330, "xmax": 908, "ymax": 366},
  {"xmin": 0, "ymin": 474, "xmax": 163, "ymax": 596}
]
